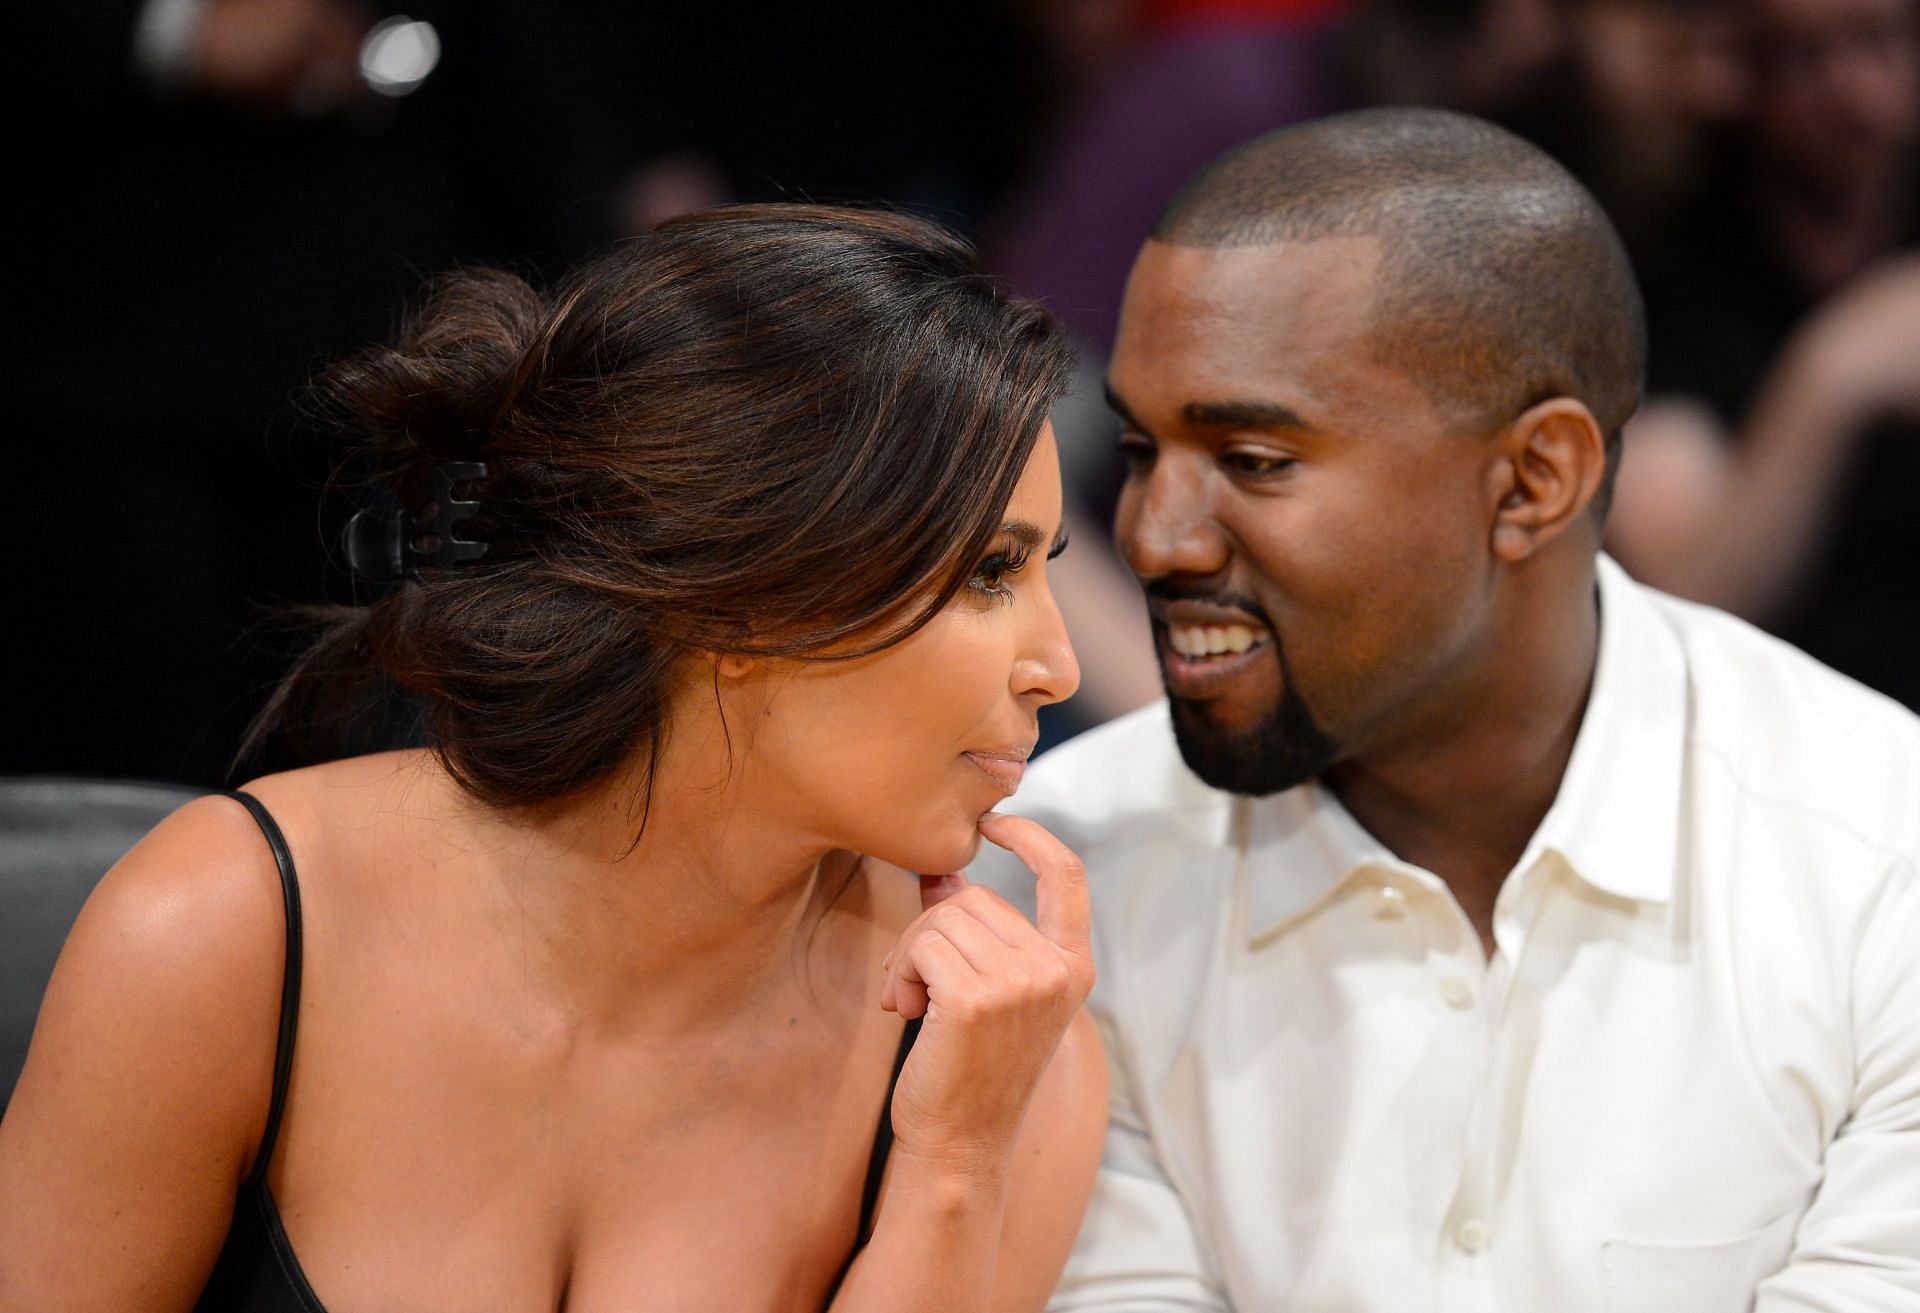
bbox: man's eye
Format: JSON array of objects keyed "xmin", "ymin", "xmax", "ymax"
[
  {"xmin": 1224, "ymin": 451, "xmax": 1295, "ymax": 476},
  {"xmin": 1118, "ymin": 433, "xmax": 1156, "ymax": 469}
]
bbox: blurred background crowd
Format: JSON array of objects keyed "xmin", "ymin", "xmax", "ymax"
[{"xmin": 9, "ymin": 0, "xmax": 1918, "ymax": 786}]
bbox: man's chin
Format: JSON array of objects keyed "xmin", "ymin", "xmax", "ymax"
[{"xmin": 1168, "ymin": 693, "xmax": 1337, "ymax": 798}]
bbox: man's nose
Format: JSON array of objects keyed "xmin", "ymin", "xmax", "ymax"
[{"xmin": 1117, "ymin": 457, "xmax": 1229, "ymax": 581}]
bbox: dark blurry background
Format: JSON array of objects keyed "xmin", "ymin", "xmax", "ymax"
[{"xmin": 7, "ymin": 0, "xmax": 1916, "ymax": 786}]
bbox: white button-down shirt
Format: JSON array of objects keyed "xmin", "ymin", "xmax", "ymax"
[{"xmin": 972, "ymin": 558, "xmax": 1920, "ymax": 1312}]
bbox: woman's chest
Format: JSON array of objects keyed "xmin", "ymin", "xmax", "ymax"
[{"xmin": 260, "ymin": 993, "xmax": 901, "ymax": 1310}]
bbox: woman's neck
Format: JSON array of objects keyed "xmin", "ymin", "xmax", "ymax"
[{"xmin": 416, "ymin": 715, "xmax": 864, "ymax": 1039}]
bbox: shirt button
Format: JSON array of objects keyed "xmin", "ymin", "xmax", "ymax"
[
  {"xmin": 1375, "ymin": 885, "xmax": 1407, "ymax": 919},
  {"xmin": 1457, "ymin": 1219, "xmax": 1490, "ymax": 1253},
  {"xmin": 1438, "ymin": 974, "xmax": 1475, "ymax": 1009}
]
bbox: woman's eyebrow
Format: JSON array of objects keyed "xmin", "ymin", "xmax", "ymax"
[
  {"xmin": 999, "ymin": 520, "xmax": 1070, "ymax": 559},
  {"xmin": 1000, "ymin": 519, "xmax": 1049, "ymax": 550}
]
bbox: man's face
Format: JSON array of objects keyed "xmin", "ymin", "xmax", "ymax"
[{"xmin": 1109, "ymin": 238, "xmax": 1505, "ymax": 795}]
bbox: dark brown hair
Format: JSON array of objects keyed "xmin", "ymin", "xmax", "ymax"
[{"xmin": 249, "ymin": 204, "xmax": 1071, "ymax": 809}]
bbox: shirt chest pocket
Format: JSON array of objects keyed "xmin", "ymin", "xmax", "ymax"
[{"xmin": 1601, "ymin": 1208, "xmax": 1801, "ymax": 1313}]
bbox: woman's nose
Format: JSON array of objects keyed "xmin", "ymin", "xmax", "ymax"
[{"xmin": 1015, "ymin": 588, "xmax": 1081, "ymax": 707}]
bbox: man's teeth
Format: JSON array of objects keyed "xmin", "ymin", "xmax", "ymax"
[{"xmin": 1168, "ymin": 623, "xmax": 1270, "ymax": 658}]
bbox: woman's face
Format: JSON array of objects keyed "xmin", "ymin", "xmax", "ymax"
[{"xmin": 738, "ymin": 424, "xmax": 1080, "ymax": 874}]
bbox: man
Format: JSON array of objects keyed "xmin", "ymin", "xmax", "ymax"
[{"xmin": 972, "ymin": 108, "xmax": 1920, "ymax": 1310}]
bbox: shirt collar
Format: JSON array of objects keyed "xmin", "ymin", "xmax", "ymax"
[
  {"xmin": 1242, "ymin": 555, "xmax": 1687, "ymax": 940},
  {"xmin": 1523, "ymin": 554, "xmax": 1686, "ymax": 906}
]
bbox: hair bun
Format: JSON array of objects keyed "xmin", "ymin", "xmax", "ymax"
[{"xmin": 316, "ymin": 267, "xmax": 546, "ymax": 477}]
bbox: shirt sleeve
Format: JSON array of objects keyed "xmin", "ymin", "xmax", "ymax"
[
  {"xmin": 1046, "ymin": 989, "xmax": 1230, "ymax": 1311},
  {"xmin": 1755, "ymin": 859, "xmax": 1920, "ymax": 1311}
]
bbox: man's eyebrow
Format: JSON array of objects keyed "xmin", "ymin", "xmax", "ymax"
[
  {"xmin": 1103, "ymin": 381, "xmax": 1314, "ymax": 434},
  {"xmin": 1182, "ymin": 399, "xmax": 1314, "ymax": 432},
  {"xmin": 1103, "ymin": 380, "xmax": 1144, "ymax": 430}
]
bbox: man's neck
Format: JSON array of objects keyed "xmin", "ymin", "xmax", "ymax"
[{"xmin": 1323, "ymin": 561, "xmax": 1600, "ymax": 954}]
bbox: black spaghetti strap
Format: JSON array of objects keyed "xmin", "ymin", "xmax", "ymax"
[
  {"xmin": 857, "ymin": 1016, "xmax": 921, "ymax": 1240},
  {"xmin": 222, "ymin": 790, "xmax": 304, "ymax": 1194},
  {"xmin": 822, "ymin": 1015, "xmax": 922, "ymax": 1307}
]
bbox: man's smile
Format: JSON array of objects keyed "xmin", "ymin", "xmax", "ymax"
[{"xmin": 1150, "ymin": 601, "xmax": 1279, "ymax": 702}]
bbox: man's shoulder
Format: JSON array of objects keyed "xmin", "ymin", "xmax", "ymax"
[
  {"xmin": 1016, "ymin": 701, "xmax": 1233, "ymax": 847},
  {"xmin": 1642, "ymin": 580, "xmax": 1920, "ymax": 857}
]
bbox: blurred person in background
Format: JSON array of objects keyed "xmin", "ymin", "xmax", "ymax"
[
  {"xmin": 1608, "ymin": 0, "xmax": 1920, "ymax": 709},
  {"xmin": 1498, "ymin": 0, "xmax": 1754, "ymax": 258}
]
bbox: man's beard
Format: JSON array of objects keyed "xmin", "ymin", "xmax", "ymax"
[{"xmin": 1165, "ymin": 647, "xmax": 1338, "ymax": 797}]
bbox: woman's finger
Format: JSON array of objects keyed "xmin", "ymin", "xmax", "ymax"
[
  {"xmin": 890, "ymin": 927, "xmax": 976, "ymax": 1020},
  {"xmin": 934, "ymin": 883, "xmax": 1052, "ymax": 953},
  {"xmin": 976, "ymin": 813, "xmax": 1090, "ymax": 958},
  {"xmin": 920, "ymin": 871, "xmax": 967, "ymax": 910},
  {"xmin": 922, "ymin": 902, "xmax": 1022, "ymax": 977}
]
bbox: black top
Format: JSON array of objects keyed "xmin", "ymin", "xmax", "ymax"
[{"xmin": 195, "ymin": 789, "xmax": 922, "ymax": 1312}]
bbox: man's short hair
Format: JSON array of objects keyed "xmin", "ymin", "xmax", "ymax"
[{"xmin": 1152, "ymin": 107, "xmax": 1645, "ymax": 509}]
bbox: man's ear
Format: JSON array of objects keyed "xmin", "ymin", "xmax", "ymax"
[{"xmin": 1486, "ymin": 397, "xmax": 1608, "ymax": 562}]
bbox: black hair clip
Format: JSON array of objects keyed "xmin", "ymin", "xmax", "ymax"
[{"xmin": 344, "ymin": 460, "xmax": 491, "ymax": 585}]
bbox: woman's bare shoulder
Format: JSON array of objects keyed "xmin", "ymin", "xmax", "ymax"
[
  {"xmin": 21, "ymin": 787, "xmax": 303, "ymax": 1087},
  {"xmin": 0, "ymin": 750, "xmax": 438, "ymax": 1167},
  {"xmin": 234, "ymin": 748, "xmax": 441, "ymax": 841},
  {"xmin": 0, "ymin": 791, "xmax": 300, "ymax": 1305},
  {"xmin": 80, "ymin": 789, "xmax": 295, "ymax": 985}
]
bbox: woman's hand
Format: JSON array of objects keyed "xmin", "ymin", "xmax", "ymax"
[{"xmin": 878, "ymin": 812, "xmax": 1093, "ymax": 1182}]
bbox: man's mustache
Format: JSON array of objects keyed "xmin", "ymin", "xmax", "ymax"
[{"xmin": 1143, "ymin": 579, "xmax": 1273, "ymax": 628}]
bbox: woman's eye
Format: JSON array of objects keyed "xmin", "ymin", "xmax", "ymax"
[{"xmin": 967, "ymin": 549, "xmax": 1028, "ymax": 603}]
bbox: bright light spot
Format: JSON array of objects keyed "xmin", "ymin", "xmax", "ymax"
[{"xmin": 360, "ymin": 17, "xmax": 440, "ymax": 97}]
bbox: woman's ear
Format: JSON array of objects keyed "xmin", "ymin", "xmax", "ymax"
[
  {"xmin": 1487, "ymin": 397, "xmax": 1609, "ymax": 562},
  {"xmin": 712, "ymin": 652, "xmax": 758, "ymax": 681}
]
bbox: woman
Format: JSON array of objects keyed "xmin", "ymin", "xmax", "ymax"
[{"xmin": 0, "ymin": 206, "xmax": 1106, "ymax": 1310}]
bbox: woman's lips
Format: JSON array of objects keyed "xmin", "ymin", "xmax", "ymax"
[{"xmin": 963, "ymin": 751, "xmax": 1028, "ymax": 794}]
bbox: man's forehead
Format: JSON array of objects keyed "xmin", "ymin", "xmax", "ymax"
[
  {"xmin": 1122, "ymin": 236, "xmax": 1383, "ymax": 312},
  {"xmin": 1111, "ymin": 236, "xmax": 1387, "ymax": 397},
  {"xmin": 1118, "ymin": 237, "xmax": 1384, "ymax": 356}
]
